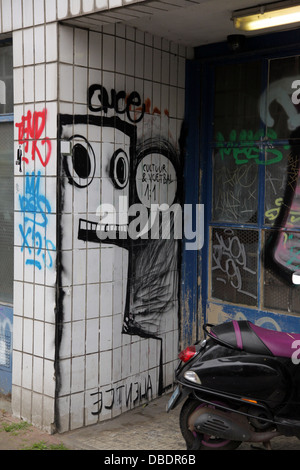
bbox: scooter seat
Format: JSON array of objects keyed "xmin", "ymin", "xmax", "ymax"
[
  {"xmin": 250, "ymin": 322, "xmax": 300, "ymax": 358},
  {"xmin": 209, "ymin": 320, "xmax": 300, "ymax": 358}
]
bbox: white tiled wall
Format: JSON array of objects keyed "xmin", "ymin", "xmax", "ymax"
[
  {"xmin": 12, "ymin": 21, "xmax": 58, "ymax": 432},
  {"xmin": 57, "ymin": 23, "xmax": 187, "ymax": 431},
  {"xmin": 10, "ymin": 0, "xmax": 188, "ymax": 431}
]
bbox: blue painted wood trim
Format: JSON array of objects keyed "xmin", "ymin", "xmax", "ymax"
[{"xmin": 180, "ymin": 59, "xmax": 202, "ymax": 346}]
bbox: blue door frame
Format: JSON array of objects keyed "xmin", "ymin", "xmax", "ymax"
[
  {"xmin": 180, "ymin": 59, "xmax": 202, "ymax": 347},
  {"xmin": 183, "ymin": 28, "xmax": 300, "ymax": 338}
]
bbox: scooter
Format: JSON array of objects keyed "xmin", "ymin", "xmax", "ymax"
[{"xmin": 167, "ymin": 319, "xmax": 300, "ymax": 450}]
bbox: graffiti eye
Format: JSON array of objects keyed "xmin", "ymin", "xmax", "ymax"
[
  {"xmin": 62, "ymin": 135, "xmax": 96, "ymax": 189},
  {"xmin": 72, "ymin": 143, "xmax": 91, "ymax": 179},
  {"xmin": 110, "ymin": 150, "xmax": 129, "ymax": 189}
]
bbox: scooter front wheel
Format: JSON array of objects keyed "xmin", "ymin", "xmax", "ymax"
[{"xmin": 179, "ymin": 398, "xmax": 242, "ymax": 450}]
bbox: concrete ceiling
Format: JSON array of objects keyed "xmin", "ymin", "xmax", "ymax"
[
  {"xmin": 126, "ymin": 0, "xmax": 298, "ymax": 47},
  {"xmin": 64, "ymin": 0, "xmax": 300, "ymax": 47}
]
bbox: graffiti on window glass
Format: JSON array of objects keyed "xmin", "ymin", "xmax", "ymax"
[
  {"xmin": 215, "ymin": 129, "xmax": 290, "ymax": 165},
  {"xmin": 260, "ymin": 76, "xmax": 300, "ymax": 132},
  {"xmin": 260, "ymin": 75, "xmax": 300, "ymax": 283},
  {"xmin": 213, "ymin": 67, "xmax": 300, "ymax": 297}
]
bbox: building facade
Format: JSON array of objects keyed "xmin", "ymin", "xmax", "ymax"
[
  {"xmin": 1, "ymin": 0, "xmax": 194, "ymax": 433},
  {"xmin": 1, "ymin": 0, "xmax": 300, "ymax": 434}
]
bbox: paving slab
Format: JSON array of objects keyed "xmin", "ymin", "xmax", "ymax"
[
  {"xmin": 1, "ymin": 394, "xmax": 300, "ymax": 451},
  {"xmin": 58, "ymin": 394, "xmax": 300, "ymax": 451},
  {"xmin": 59, "ymin": 394, "xmax": 186, "ymax": 451}
]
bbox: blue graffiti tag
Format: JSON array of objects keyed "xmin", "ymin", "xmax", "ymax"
[{"xmin": 19, "ymin": 171, "xmax": 55, "ymax": 270}]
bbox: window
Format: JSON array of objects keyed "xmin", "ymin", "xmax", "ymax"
[
  {"xmin": 209, "ymin": 56, "xmax": 300, "ymax": 313},
  {"xmin": 0, "ymin": 43, "xmax": 13, "ymax": 305}
]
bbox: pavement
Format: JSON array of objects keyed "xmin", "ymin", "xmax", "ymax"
[{"xmin": 1, "ymin": 393, "xmax": 300, "ymax": 451}]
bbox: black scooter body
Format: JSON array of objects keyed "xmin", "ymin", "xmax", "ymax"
[
  {"xmin": 168, "ymin": 320, "xmax": 300, "ymax": 445},
  {"xmin": 185, "ymin": 349, "xmax": 289, "ymax": 407}
]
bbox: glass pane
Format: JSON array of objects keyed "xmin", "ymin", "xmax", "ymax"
[
  {"xmin": 0, "ymin": 45, "xmax": 13, "ymax": 115},
  {"xmin": 214, "ymin": 61, "xmax": 262, "ymax": 139},
  {"xmin": 264, "ymin": 145, "xmax": 293, "ymax": 226},
  {"xmin": 0, "ymin": 122, "xmax": 14, "ymax": 303},
  {"xmin": 212, "ymin": 61, "xmax": 262, "ymax": 225},
  {"xmin": 211, "ymin": 227, "xmax": 258, "ymax": 307},
  {"xmin": 212, "ymin": 147, "xmax": 259, "ymax": 224},
  {"xmin": 262, "ymin": 56, "xmax": 300, "ymax": 141}
]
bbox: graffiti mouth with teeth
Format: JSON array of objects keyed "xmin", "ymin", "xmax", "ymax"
[{"xmin": 78, "ymin": 218, "xmax": 129, "ymax": 245}]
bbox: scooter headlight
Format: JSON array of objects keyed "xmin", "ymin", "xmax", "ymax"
[{"xmin": 183, "ymin": 370, "xmax": 201, "ymax": 385}]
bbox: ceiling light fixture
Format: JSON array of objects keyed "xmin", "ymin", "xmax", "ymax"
[{"xmin": 232, "ymin": 2, "xmax": 300, "ymax": 31}]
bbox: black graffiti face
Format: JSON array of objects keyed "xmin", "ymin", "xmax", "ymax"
[
  {"xmin": 60, "ymin": 115, "xmax": 136, "ymax": 243},
  {"xmin": 59, "ymin": 111, "xmax": 182, "ymax": 400},
  {"xmin": 60, "ymin": 115, "xmax": 135, "ymax": 190},
  {"xmin": 60, "ymin": 115, "xmax": 180, "ymax": 244}
]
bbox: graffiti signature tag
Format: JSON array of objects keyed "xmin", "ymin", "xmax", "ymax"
[
  {"xmin": 212, "ymin": 229, "xmax": 257, "ymax": 300},
  {"xmin": 15, "ymin": 108, "xmax": 52, "ymax": 168},
  {"xmin": 216, "ymin": 129, "xmax": 289, "ymax": 165},
  {"xmin": 19, "ymin": 171, "xmax": 55, "ymax": 270}
]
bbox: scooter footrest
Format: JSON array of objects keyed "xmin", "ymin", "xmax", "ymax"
[{"xmin": 276, "ymin": 417, "xmax": 300, "ymax": 437}]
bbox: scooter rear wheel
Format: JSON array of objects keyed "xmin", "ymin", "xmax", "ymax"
[{"xmin": 179, "ymin": 398, "xmax": 242, "ymax": 450}]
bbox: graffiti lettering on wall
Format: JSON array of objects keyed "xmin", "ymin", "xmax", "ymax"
[
  {"xmin": 88, "ymin": 84, "xmax": 145, "ymax": 123},
  {"xmin": 15, "ymin": 108, "xmax": 52, "ymax": 167},
  {"xmin": 18, "ymin": 171, "xmax": 55, "ymax": 270},
  {"xmin": 90, "ymin": 375, "xmax": 153, "ymax": 415},
  {"xmin": 88, "ymin": 85, "xmax": 169, "ymax": 123},
  {"xmin": 216, "ymin": 129, "xmax": 290, "ymax": 165}
]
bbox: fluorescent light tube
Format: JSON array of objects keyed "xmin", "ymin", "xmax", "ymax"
[{"xmin": 233, "ymin": 4, "xmax": 300, "ymax": 31}]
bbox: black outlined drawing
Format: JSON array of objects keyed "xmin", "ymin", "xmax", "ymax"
[{"xmin": 59, "ymin": 107, "xmax": 182, "ymax": 396}]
